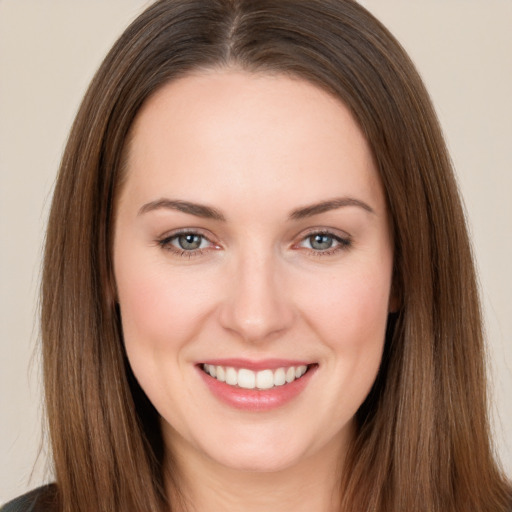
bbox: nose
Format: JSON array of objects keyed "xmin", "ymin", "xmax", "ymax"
[{"xmin": 218, "ymin": 250, "xmax": 295, "ymax": 343}]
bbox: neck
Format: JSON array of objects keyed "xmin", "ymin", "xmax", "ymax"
[{"xmin": 164, "ymin": 429, "xmax": 350, "ymax": 512}]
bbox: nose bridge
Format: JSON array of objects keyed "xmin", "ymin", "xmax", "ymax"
[{"xmin": 218, "ymin": 243, "xmax": 294, "ymax": 342}]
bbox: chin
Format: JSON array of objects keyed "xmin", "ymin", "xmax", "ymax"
[
  {"xmin": 195, "ymin": 425, "xmax": 330, "ymax": 474},
  {"xmin": 208, "ymin": 446, "xmax": 305, "ymax": 474}
]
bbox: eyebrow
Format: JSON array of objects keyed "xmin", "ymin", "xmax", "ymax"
[
  {"xmin": 289, "ymin": 197, "xmax": 375, "ymax": 220},
  {"xmin": 138, "ymin": 196, "xmax": 374, "ymax": 221},
  {"xmin": 138, "ymin": 199, "xmax": 226, "ymax": 221}
]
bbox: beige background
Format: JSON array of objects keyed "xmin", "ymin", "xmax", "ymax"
[{"xmin": 1, "ymin": 0, "xmax": 511, "ymax": 504}]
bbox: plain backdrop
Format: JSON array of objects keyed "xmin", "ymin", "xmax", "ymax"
[{"xmin": 1, "ymin": 0, "xmax": 511, "ymax": 504}]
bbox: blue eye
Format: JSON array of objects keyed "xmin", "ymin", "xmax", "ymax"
[
  {"xmin": 158, "ymin": 232, "xmax": 212, "ymax": 255},
  {"xmin": 175, "ymin": 233, "xmax": 205, "ymax": 250},
  {"xmin": 298, "ymin": 231, "xmax": 351, "ymax": 254},
  {"xmin": 308, "ymin": 234, "xmax": 335, "ymax": 250}
]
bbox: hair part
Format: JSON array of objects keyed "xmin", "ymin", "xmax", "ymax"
[{"xmin": 41, "ymin": 1, "xmax": 511, "ymax": 511}]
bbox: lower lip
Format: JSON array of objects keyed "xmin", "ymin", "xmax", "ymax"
[{"xmin": 197, "ymin": 365, "xmax": 317, "ymax": 411}]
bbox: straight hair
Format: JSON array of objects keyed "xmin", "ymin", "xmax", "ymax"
[{"xmin": 41, "ymin": 1, "xmax": 511, "ymax": 511}]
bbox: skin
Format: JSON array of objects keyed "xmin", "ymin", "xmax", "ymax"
[{"xmin": 113, "ymin": 69, "xmax": 394, "ymax": 511}]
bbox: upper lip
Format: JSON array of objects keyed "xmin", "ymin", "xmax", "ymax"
[{"xmin": 198, "ymin": 358, "xmax": 314, "ymax": 371}]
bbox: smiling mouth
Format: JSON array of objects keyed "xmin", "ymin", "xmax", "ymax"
[{"xmin": 201, "ymin": 363, "xmax": 314, "ymax": 390}]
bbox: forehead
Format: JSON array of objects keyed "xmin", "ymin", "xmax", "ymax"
[{"xmin": 121, "ymin": 69, "xmax": 385, "ymax": 216}]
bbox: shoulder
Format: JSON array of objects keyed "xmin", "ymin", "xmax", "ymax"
[{"xmin": 1, "ymin": 485, "xmax": 57, "ymax": 512}]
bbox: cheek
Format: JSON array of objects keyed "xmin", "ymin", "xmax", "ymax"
[
  {"xmin": 114, "ymin": 252, "xmax": 222, "ymax": 418},
  {"xmin": 114, "ymin": 250, "xmax": 219, "ymax": 358},
  {"xmin": 296, "ymin": 256, "xmax": 392, "ymax": 395},
  {"xmin": 303, "ymin": 264, "xmax": 391, "ymax": 346}
]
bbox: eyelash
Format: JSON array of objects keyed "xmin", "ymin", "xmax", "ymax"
[
  {"xmin": 156, "ymin": 229, "xmax": 352, "ymax": 258},
  {"xmin": 157, "ymin": 229, "xmax": 214, "ymax": 258},
  {"xmin": 297, "ymin": 230, "xmax": 352, "ymax": 256}
]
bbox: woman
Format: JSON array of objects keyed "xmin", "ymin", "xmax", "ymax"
[{"xmin": 2, "ymin": 0, "xmax": 510, "ymax": 511}]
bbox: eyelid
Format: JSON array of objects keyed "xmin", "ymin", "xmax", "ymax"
[
  {"xmin": 156, "ymin": 228, "xmax": 220, "ymax": 255},
  {"xmin": 295, "ymin": 226, "xmax": 351, "ymax": 243},
  {"xmin": 292, "ymin": 227, "xmax": 352, "ymax": 254},
  {"xmin": 156, "ymin": 226, "xmax": 352, "ymax": 258}
]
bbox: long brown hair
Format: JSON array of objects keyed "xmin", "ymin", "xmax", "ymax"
[{"xmin": 41, "ymin": 1, "xmax": 511, "ymax": 511}]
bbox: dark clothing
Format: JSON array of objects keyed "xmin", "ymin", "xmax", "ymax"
[
  {"xmin": 4, "ymin": 484, "xmax": 512, "ymax": 511},
  {"xmin": 1, "ymin": 486, "xmax": 57, "ymax": 512}
]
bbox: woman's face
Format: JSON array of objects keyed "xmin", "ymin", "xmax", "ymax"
[{"xmin": 114, "ymin": 70, "xmax": 394, "ymax": 473}]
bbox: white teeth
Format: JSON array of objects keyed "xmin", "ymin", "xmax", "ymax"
[
  {"xmin": 238, "ymin": 369, "xmax": 256, "ymax": 389},
  {"xmin": 216, "ymin": 365, "xmax": 225, "ymax": 382},
  {"xmin": 256, "ymin": 369, "xmax": 274, "ymax": 390},
  {"xmin": 203, "ymin": 364, "xmax": 310, "ymax": 389},
  {"xmin": 295, "ymin": 365, "xmax": 307, "ymax": 378},
  {"xmin": 225, "ymin": 367, "xmax": 238, "ymax": 386},
  {"xmin": 274, "ymin": 367, "xmax": 286, "ymax": 386}
]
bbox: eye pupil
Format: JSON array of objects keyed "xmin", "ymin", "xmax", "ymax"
[
  {"xmin": 310, "ymin": 234, "xmax": 333, "ymax": 250},
  {"xmin": 178, "ymin": 234, "xmax": 202, "ymax": 250}
]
